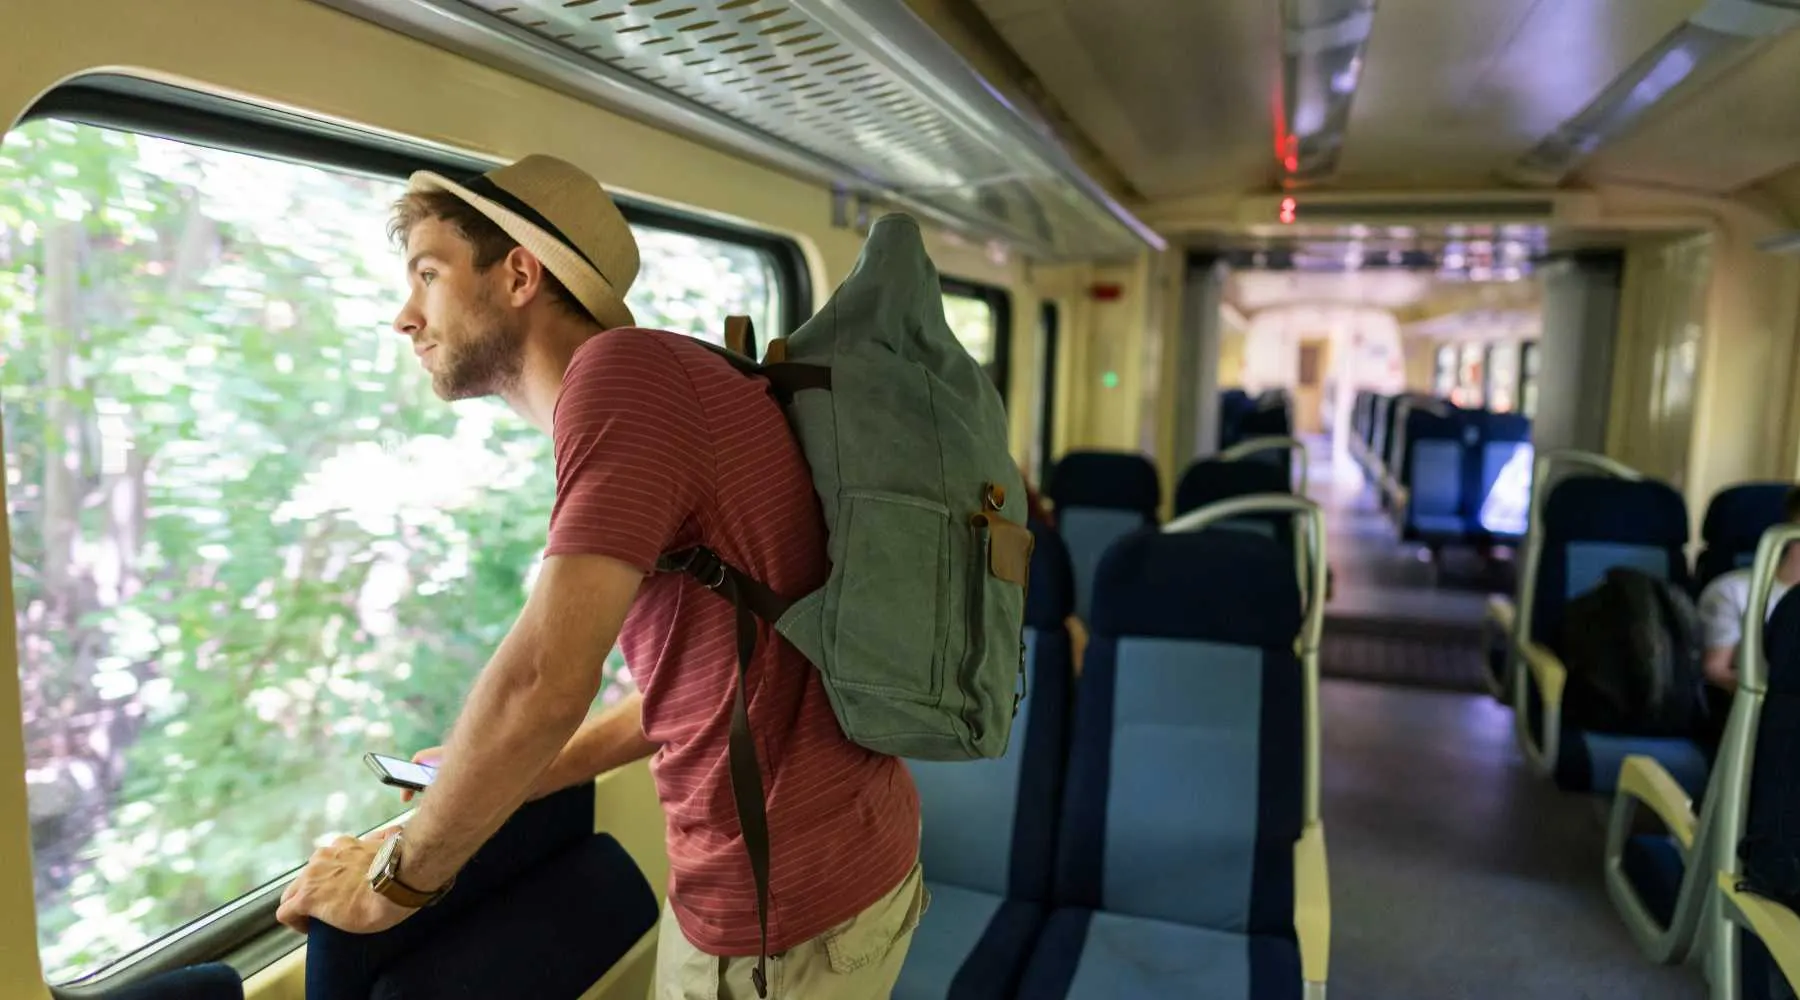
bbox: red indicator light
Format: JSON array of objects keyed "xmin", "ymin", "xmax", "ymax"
[{"xmin": 1279, "ymin": 197, "xmax": 1297, "ymax": 224}]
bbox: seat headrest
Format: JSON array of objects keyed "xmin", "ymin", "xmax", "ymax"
[
  {"xmin": 1701, "ymin": 483, "xmax": 1794, "ymax": 547},
  {"xmin": 1543, "ymin": 476, "xmax": 1688, "ymax": 548},
  {"xmin": 1026, "ymin": 520, "xmax": 1076, "ymax": 629},
  {"xmin": 1091, "ymin": 529, "xmax": 1301, "ymax": 646},
  {"xmin": 1174, "ymin": 459, "xmax": 1289, "ymax": 515},
  {"xmin": 1045, "ymin": 451, "xmax": 1160, "ymax": 515},
  {"xmin": 1480, "ymin": 411, "xmax": 1531, "ymax": 441}
]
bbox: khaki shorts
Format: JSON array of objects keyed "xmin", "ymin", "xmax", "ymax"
[{"xmin": 653, "ymin": 862, "xmax": 929, "ymax": 1000}]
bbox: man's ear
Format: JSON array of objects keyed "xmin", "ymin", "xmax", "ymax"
[{"xmin": 502, "ymin": 245, "xmax": 550, "ymax": 308}]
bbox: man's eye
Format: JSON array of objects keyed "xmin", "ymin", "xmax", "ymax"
[{"xmin": 420, "ymin": 271, "xmax": 437, "ymax": 285}]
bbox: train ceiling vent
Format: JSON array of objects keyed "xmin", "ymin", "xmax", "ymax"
[
  {"xmin": 1506, "ymin": 0, "xmax": 1800, "ymax": 186},
  {"xmin": 309, "ymin": 0, "xmax": 1165, "ymax": 261}
]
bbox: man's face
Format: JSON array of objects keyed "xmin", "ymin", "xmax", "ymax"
[{"xmin": 392, "ymin": 217, "xmax": 524, "ymax": 401}]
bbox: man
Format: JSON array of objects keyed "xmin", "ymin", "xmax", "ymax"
[{"xmin": 275, "ymin": 154, "xmax": 924, "ymax": 999}]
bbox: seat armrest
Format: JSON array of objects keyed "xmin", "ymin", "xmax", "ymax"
[
  {"xmin": 1520, "ymin": 640, "xmax": 1566, "ymax": 706},
  {"xmin": 1294, "ymin": 821, "xmax": 1330, "ymax": 985},
  {"xmin": 1513, "ymin": 640, "xmax": 1567, "ymax": 777},
  {"xmin": 1485, "ymin": 596, "xmax": 1515, "ymax": 635},
  {"xmin": 1719, "ymin": 871, "xmax": 1800, "ymax": 989},
  {"xmin": 1615, "ymin": 755, "xmax": 1696, "ymax": 849}
]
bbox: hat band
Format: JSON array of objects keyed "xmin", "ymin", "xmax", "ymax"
[{"xmin": 461, "ymin": 174, "xmax": 614, "ymax": 289}]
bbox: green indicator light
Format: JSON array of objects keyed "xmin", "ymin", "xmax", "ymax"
[{"xmin": 1102, "ymin": 371, "xmax": 1120, "ymax": 389}]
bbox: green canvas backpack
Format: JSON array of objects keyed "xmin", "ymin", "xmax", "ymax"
[{"xmin": 656, "ymin": 212, "xmax": 1033, "ymax": 995}]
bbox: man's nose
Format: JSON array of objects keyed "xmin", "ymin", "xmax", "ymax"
[{"xmin": 393, "ymin": 304, "xmax": 421, "ymax": 337}]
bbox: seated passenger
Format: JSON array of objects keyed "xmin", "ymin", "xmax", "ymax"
[
  {"xmin": 1696, "ymin": 487, "xmax": 1800, "ymax": 748},
  {"xmin": 1699, "ymin": 487, "xmax": 1800, "ymax": 692},
  {"xmin": 275, "ymin": 154, "xmax": 923, "ymax": 1000},
  {"xmin": 1021, "ymin": 463, "xmax": 1089, "ymax": 672}
]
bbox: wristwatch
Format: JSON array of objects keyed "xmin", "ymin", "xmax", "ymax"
[{"xmin": 366, "ymin": 830, "xmax": 453, "ymax": 908}]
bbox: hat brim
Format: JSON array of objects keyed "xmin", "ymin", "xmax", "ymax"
[{"xmin": 408, "ymin": 170, "xmax": 637, "ymax": 331}]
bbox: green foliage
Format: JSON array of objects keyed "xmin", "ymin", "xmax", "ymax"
[{"xmin": 2, "ymin": 119, "xmax": 780, "ymax": 983}]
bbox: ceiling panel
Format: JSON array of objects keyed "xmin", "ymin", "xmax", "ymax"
[
  {"xmin": 1334, "ymin": 0, "xmax": 1700, "ymax": 187},
  {"xmin": 971, "ymin": 0, "xmax": 1278, "ymax": 200},
  {"xmin": 1582, "ymin": 26, "xmax": 1800, "ymax": 193}
]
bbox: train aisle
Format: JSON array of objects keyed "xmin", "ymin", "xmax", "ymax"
[{"xmin": 1306, "ymin": 434, "xmax": 1705, "ymax": 999}]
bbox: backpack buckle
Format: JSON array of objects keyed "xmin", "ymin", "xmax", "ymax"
[{"xmin": 662, "ymin": 546, "xmax": 728, "ymax": 590}]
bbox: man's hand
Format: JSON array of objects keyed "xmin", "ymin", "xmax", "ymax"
[
  {"xmin": 275, "ymin": 829, "xmax": 414, "ymax": 935},
  {"xmin": 402, "ymin": 744, "xmax": 582, "ymax": 803},
  {"xmin": 401, "ymin": 747, "xmax": 444, "ymax": 804}
]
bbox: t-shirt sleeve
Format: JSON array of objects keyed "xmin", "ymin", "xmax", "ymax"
[
  {"xmin": 545, "ymin": 332, "xmax": 712, "ymax": 571},
  {"xmin": 1699, "ymin": 574, "xmax": 1746, "ymax": 651}
]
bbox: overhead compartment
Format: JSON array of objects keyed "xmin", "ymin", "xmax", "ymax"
[{"xmin": 309, "ymin": 0, "xmax": 1165, "ymax": 260}]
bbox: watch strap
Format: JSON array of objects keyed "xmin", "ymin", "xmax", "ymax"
[{"xmin": 371, "ymin": 835, "xmax": 454, "ymax": 908}]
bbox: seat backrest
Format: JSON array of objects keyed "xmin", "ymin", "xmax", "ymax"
[
  {"xmin": 107, "ymin": 964, "xmax": 243, "ymax": 1000},
  {"xmin": 1054, "ymin": 529, "xmax": 1303, "ymax": 937},
  {"xmin": 911, "ymin": 521, "xmax": 1076, "ymax": 901},
  {"xmin": 1045, "ymin": 450, "xmax": 1161, "ymax": 620},
  {"xmin": 1218, "ymin": 388, "xmax": 1254, "ymax": 450},
  {"xmin": 1530, "ymin": 475, "xmax": 1690, "ymax": 652},
  {"xmin": 308, "ymin": 784, "xmax": 657, "ymax": 1000},
  {"xmin": 1398, "ymin": 405, "xmax": 1470, "ymax": 525},
  {"xmin": 1737, "ymin": 587, "xmax": 1800, "ymax": 998},
  {"xmin": 1173, "ymin": 457, "xmax": 1290, "ymax": 517},
  {"xmin": 1368, "ymin": 394, "xmax": 1393, "ymax": 459},
  {"xmin": 1696, "ymin": 482, "xmax": 1794, "ymax": 594},
  {"xmin": 1469, "ymin": 411, "xmax": 1532, "ymax": 538}
]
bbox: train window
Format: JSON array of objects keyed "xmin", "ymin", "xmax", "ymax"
[
  {"xmin": 1486, "ymin": 342, "xmax": 1520, "ymax": 413},
  {"xmin": 2, "ymin": 116, "xmax": 793, "ymax": 984},
  {"xmin": 939, "ymin": 278, "xmax": 1013, "ymax": 400}
]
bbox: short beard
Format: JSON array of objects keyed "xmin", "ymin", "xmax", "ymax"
[{"xmin": 434, "ymin": 289, "xmax": 525, "ymax": 401}]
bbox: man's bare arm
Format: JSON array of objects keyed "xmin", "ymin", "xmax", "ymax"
[
  {"xmin": 395, "ymin": 553, "xmax": 643, "ymax": 891},
  {"xmin": 533, "ymin": 690, "xmax": 657, "ymax": 798}
]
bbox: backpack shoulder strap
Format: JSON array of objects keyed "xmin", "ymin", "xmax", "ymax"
[
  {"xmin": 653, "ymin": 545, "xmax": 794, "ymax": 1000},
  {"xmin": 707, "ymin": 316, "xmax": 832, "ymax": 401}
]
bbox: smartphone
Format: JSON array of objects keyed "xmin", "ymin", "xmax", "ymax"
[{"xmin": 364, "ymin": 752, "xmax": 438, "ymax": 792}]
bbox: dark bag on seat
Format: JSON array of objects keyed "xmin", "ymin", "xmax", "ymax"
[{"xmin": 1559, "ymin": 567, "xmax": 1707, "ymax": 736}]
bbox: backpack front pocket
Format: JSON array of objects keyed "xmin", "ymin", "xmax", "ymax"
[{"xmin": 832, "ymin": 490, "xmax": 949, "ymax": 703}]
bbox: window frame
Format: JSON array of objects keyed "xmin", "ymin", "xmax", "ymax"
[
  {"xmin": 11, "ymin": 72, "xmax": 811, "ymax": 996},
  {"xmin": 938, "ymin": 275, "xmax": 1014, "ymax": 404}
]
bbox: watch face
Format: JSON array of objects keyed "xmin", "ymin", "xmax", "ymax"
[{"xmin": 368, "ymin": 834, "xmax": 398, "ymax": 884}]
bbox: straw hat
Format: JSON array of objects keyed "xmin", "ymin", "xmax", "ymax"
[{"xmin": 408, "ymin": 155, "xmax": 640, "ymax": 330}]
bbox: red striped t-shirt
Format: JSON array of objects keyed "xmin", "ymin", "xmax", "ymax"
[{"xmin": 544, "ymin": 327, "xmax": 921, "ymax": 955}]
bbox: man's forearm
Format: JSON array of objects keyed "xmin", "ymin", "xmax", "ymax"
[
  {"xmin": 396, "ymin": 624, "xmax": 595, "ymax": 890},
  {"xmin": 538, "ymin": 690, "xmax": 656, "ymax": 794}
]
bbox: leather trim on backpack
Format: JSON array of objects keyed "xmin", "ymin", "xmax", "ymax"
[{"xmin": 978, "ymin": 510, "xmax": 1034, "ymax": 587}]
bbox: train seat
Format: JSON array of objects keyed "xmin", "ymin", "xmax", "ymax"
[
  {"xmin": 1391, "ymin": 403, "xmax": 1473, "ymax": 542},
  {"xmin": 1043, "ymin": 451, "xmax": 1160, "ymax": 621},
  {"xmin": 1018, "ymin": 528, "xmax": 1312, "ymax": 999},
  {"xmin": 305, "ymin": 782, "xmax": 657, "ymax": 999},
  {"xmin": 1512, "ymin": 474, "xmax": 1709, "ymax": 796},
  {"xmin": 1174, "ymin": 457, "xmax": 1291, "ymax": 524},
  {"xmin": 1604, "ymin": 573, "xmax": 1800, "ymax": 969},
  {"xmin": 894, "ymin": 521, "xmax": 1077, "ymax": 1000},
  {"xmin": 1694, "ymin": 482, "xmax": 1794, "ymax": 594},
  {"xmin": 1467, "ymin": 412, "xmax": 1532, "ymax": 542}
]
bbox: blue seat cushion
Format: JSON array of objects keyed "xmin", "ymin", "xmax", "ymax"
[
  {"xmin": 894, "ymin": 884, "xmax": 1044, "ymax": 1000},
  {"xmin": 1554, "ymin": 727, "xmax": 1710, "ymax": 797},
  {"xmin": 1621, "ymin": 834, "xmax": 1685, "ymax": 928},
  {"xmin": 1017, "ymin": 908, "xmax": 1300, "ymax": 1000},
  {"xmin": 1410, "ymin": 512, "xmax": 1468, "ymax": 538},
  {"xmin": 1059, "ymin": 508, "xmax": 1149, "ymax": 620}
]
